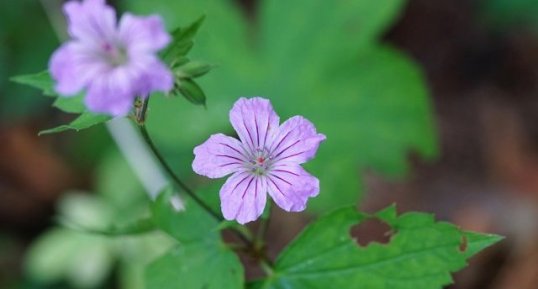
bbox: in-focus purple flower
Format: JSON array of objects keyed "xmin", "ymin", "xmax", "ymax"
[
  {"xmin": 193, "ymin": 97, "xmax": 326, "ymax": 224},
  {"xmin": 49, "ymin": 0, "xmax": 173, "ymax": 116}
]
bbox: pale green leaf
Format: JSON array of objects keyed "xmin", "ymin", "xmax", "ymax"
[
  {"xmin": 39, "ymin": 112, "xmax": 111, "ymax": 135},
  {"xmin": 150, "ymin": 187, "xmax": 220, "ymax": 243},
  {"xmin": 11, "ymin": 71, "xmax": 56, "ymax": 96}
]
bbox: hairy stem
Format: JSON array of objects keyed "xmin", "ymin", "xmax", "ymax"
[
  {"xmin": 137, "ymin": 124, "xmax": 222, "ymax": 221},
  {"xmin": 135, "ymin": 98, "xmax": 262, "ymax": 253}
]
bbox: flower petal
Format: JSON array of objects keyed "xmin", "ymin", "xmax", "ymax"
[
  {"xmin": 192, "ymin": 133, "xmax": 249, "ymax": 179},
  {"xmin": 49, "ymin": 43, "xmax": 86, "ymax": 96},
  {"xmin": 268, "ymin": 116, "xmax": 326, "ymax": 165},
  {"xmin": 63, "ymin": 0, "xmax": 117, "ymax": 44},
  {"xmin": 229, "ymin": 97, "xmax": 280, "ymax": 153},
  {"xmin": 220, "ymin": 172, "xmax": 268, "ymax": 224},
  {"xmin": 267, "ymin": 165, "xmax": 319, "ymax": 212},
  {"xmin": 49, "ymin": 42, "xmax": 108, "ymax": 96},
  {"xmin": 84, "ymin": 68, "xmax": 136, "ymax": 116},
  {"xmin": 130, "ymin": 56, "xmax": 174, "ymax": 95},
  {"xmin": 119, "ymin": 13, "xmax": 171, "ymax": 52}
]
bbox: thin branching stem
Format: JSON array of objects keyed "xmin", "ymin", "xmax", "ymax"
[{"xmin": 135, "ymin": 97, "xmax": 265, "ymax": 255}]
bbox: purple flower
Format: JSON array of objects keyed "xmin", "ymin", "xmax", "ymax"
[
  {"xmin": 193, "ymin": 97, "xmax": 326, "ymax": 224},
  {"xmin": 49, "ymin": 0, "xmax": 173, "ymax": 116}
]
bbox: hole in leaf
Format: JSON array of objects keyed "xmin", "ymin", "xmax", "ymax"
[
  {"xmin": 459, "ymin": 235, "xmax": 468, "ymax": 252},
  {"xmin": 350, "ymin": 218, "xmax": 393, "ymax": 247}
]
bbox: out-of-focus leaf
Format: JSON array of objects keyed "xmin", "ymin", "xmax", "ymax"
[
  {"xmin": 25, "ymin": 229, "xmax": 114, "ymax": 289},
  {"xmin": 162, "ymin": 15, "xmax": 206, "ymax": 64},
  {"xmin": 145, "ymin": 242, "xmax": 244, "ymax": 289},
  {"xmin": 57, "ymin": 193, "xmax": 114, "ymax": 228},
  {"xmin": 1, "ymin": 0, "xmax": 57, "ymax": 120},
  {"xmin": 176, "ymin": 78, "xmax": 206, "ymax": 106},
  {"xmin": 175, "ymin": 61, "xmax": 213, "ymax": 78},
  {"xmin": 39, "ymin": 112, "xmax": 111, "ymax": 135},
  {"xmin": 118, "ymin": 233, "xmax": 176, "ymax": 289},
  {"xmin": 96, "ymin": 150, "xmax": 146, "ymax": 211},
  {"xmin": 11, "ymin": 72, "xmax": 111, "ymax": 135},
  {"xmin": 481, "ymin": 0, "xmax": 538, "ymax": 30},
  {"xmin": 150, "ymin": 187, "xmax": 219, "ymax": 243},
  {"xmin": 59, "ymin": 216, "xmax": 155, "ymax": 237},
  {"xmin": 11, "ymin": 71, "xmax": 56, "ymax": 96},
  {"xmin": 52, "ymin": 94, "xmax": 86, "ymax": 114},
  {"xmin": 127, "ymin": 0, "xmax": 438, "ymax": 212},
  {"xmin": 253, "ymin": 206, "xmax": 503, "ymax": 289},
  {"xmin": 146, "ymin": 188, "xmax": 244, "ymax": 289}
]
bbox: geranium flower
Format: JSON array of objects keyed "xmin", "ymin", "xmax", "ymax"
[
  {"xmin": 193, "ymin": 97, "xmax": 326, "ymax": 224},
  {"xmin": 49, "ymin": 0, "xmax": 173, "ymax": 116}
]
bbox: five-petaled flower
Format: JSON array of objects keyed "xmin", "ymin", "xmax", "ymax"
[
  {"xmin": 193, "ymin": 97, "xmax": 326, "ymax": 224},
  {"xmin": 49, "ymin": 0, "xmax": 173, "ymax": 116}
]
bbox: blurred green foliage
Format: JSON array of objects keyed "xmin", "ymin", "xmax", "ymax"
[
  {"xmin": 146, "ymin": 189, "xmax": 244, "ymax": 289},
  {"xmin": 0, "ymin": 0, "xmax": 57, "ymax": 121},
  {"xmin": 25, "ymin": 151, "xmax": 175, "ymax": 289},
  {"xmin": 125, "ymin": 0, "xmax": 438, "ymax": 211},
  {"xmin": 481, "ymin": 0, "xmax": 538, "ymax": 30}
]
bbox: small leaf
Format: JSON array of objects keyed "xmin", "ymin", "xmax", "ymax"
[
  {"xmin": 163, "ymin": 15, "xmax": 206, "ymax": 63},
  {"xmin": 174, "ymin": 14, "xmax": 206, "ymax": 44},
  {"xmin": 11, "ymin": 71, "xmax": 56, "ymax": 96},
  {"xmin": 39, "ymin": 112, "xmax": 111, "ymax": 135},
  {"xmin": 175, "ymin": 61, "xmax": 213, "ymax": 78},
  {"xmin": 176, "ymin": 78, "xmax": 206, "ymax": 106},
  {"xmin": 257, "ymin": 206, "xmax": 502, "ymax": 289}
]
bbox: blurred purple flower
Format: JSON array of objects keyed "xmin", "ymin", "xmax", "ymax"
[
  {"xmin": 193, "ymin": 97, "xmax": 326, "ymax": 224},
  {"xmin": 49, "ymin": 0, "xmax": 173, "ymax": 116}
]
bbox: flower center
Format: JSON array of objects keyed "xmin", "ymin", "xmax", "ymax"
[
  {"xmin": 249, "ymin": 147, "xmax": 272, "ymax": 176},
  {"xmin": 101, "ymin": 42, "xmax": 129, "ymax": 67}
]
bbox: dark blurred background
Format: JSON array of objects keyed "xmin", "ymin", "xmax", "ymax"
[{"xmin": 1, "ymin": 0, "xmax": 538, "ymax": 288}]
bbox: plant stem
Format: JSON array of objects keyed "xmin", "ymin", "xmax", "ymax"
[
  {"xmin": 134, "ymin": 97, "xmax": 258, "ymax": 249},
  {"xmin": 137, "ymin": 123, "xmax": 223, "ymax": 221},
  {"xmin": 256, "ymin": 200, "xmax": 273, "ymax": 246}
]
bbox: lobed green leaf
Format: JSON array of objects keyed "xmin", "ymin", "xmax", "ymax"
[
  {"xmin": 146, "ymin": 187, "xmax": 244, "ymax": 289},
  {"xmin": 254, "ymin": 206, "xmax": 502, "ymax": 289},
  {"xmin": 127, "ymin": 0, "xmax": 439, "ymax": 212}
]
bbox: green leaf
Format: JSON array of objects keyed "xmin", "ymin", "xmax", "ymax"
[
  {"xmin": 11, "ymin": 71, "xmax": 56, "ymax": 96},
  {"xmin": 481, "ymin": 0, "xmax": 538, "ymax": 30},
  {"xmin": 58, "ymin": 216, "xmax": 156, "ymax": 237},
  {"xmin": 39, "ymin": 112, "xmax": 111, "ymax": 135},
  {"xmin": 127, "ymin": 0, "xmax": 438, "ymax": 212},
  {"xmin": 255, "ymin": 206, "xmax": 502, "ymax": 289},
  {"xmin": 11, "ymin": 71, "xmax": 110, "ymax": 134},
  {"xmin": 163, "ymin": 15, "xmax": 206, "ymax": 64},
  {"xmin": 146, "ymin": 188, "xmax": 244, "ymax": 289},
  {"xmin": 52, "ymin": 94, "xmax": 86, "ymax": 114},
  {"xmin": 176, "ymin": 78, "xmax": 206, "ymax": 106},
  {"xmin": 25, "ymin": 228, "xmax": 114, "ymax": 288},
  {"xmin": 176, "ymin": 61, "xmax": 213, "ymax": 78},
  {"xmin": 145, "ymin": 242, "xmax": 243, "ymax": 289},
  {"xmin": 150, "ymin": 187, "xmax": 219, "ymax": 243}
]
